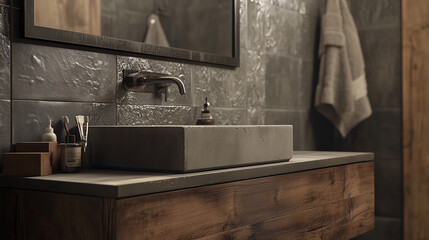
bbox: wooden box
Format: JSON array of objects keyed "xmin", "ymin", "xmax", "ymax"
[
  {"xmin": 15, "ymin": 142, "xmax": 59, "ymax": 172},
  {"xmin": 2, "ymin": 152, "xmax": 52, "ymax": 176}
]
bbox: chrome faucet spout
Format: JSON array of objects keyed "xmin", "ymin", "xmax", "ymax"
[
  {"xmin": 123, "ymin": 70, "xmax": 187, "ymax": 100},
  {"xmin": 143, "ymin": 76, "xmax": 186, "ymax": 95}
]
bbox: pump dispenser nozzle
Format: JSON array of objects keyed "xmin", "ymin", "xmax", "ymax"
[{"xmin": 196, "ymin": 97, "xmax": 216, "ymax": 125}]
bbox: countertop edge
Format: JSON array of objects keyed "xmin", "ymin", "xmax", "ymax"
[
  {"xmin": 117, "ymin": 151, "xmax": 374, "ymax": 198},
  {"xmin": 0, "ymin": 151, "xmax": 374, "ymax": 198}
]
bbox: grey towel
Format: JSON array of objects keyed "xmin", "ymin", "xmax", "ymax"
[{"xmin": 315, "ymin": 0, "xmax": 372, "ymax": 138}]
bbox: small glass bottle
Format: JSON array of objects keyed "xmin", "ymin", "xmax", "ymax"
[{"xmin": 59, "ymin": 135, "xmax": 81, "ymax": 173}]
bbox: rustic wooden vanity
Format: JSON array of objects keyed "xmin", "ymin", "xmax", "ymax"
[{"xmin": 0, "ymin": 151, "xmax": 374, "ymax": 239}]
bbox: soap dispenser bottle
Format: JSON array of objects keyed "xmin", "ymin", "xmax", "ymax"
[
  {"xmin": 196, "ymin": 98, "xmax": 216, "ymax": 125},
  {"xmin": 41, "ymin": 120, "xmax": 57, "ymax": 142}
]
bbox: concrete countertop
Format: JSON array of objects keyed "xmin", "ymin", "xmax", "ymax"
[{"xmin": 0, "ymin": 151, "xmax": 374, "ymax": 198}]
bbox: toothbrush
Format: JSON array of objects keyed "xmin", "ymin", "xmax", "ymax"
[
  {"xmin": 75, "ymin": 115, "xmax": 89, "ymax": 150},
  {"xmin": 84, "ymin": 116, "xmax": 89, "ymax": 149},
  {"xmin": 75, "ymin": 115, "xmax": 85, "ymax": 140},
  {"xmin": 62, "ymin": 116, "xmax": 71, "ymax": 136}
]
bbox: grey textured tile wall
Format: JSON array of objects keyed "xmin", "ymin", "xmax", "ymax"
[
  {"xmin": 265, "ymin": 5, "xmax": 318, "ymax": 60},
  {"xmin": 247, "ymin": 51, "xmax": 265, "ymax": 108},
  {"xmin": 4, "ymin": 0, "xmax": 327, "ymax": 167},
  {"xmin": 293, "ymin": 110, "xmax": 317, "ymax": 150},
  {"xmin": 0, "ymin": 4, "xmax": 9, "ymax": 169},
  {"xmin": 12, "ymin": 43, "xmax": 116, "ymax": 103},
  {"xmin": 0, "ymin": 100, "xmax": 10, "ymax": 170},
  {"xmin": 240, "ymin": 0, "xmax": 248, "ymax": 49},
  {"xmin": 209, "ymin": 108, "xmax": 247, "ymax": 125},
  {"xmin": 117, "ymin": 105, "xmax": 193, "ymax": 125},
  {"xmin": 247, "ymin": 50, "xmax": 266, "ymax": 125},
  {"xmin": 248, "ymin": 1, "xmax": 265, "ymax": 52},
  {"xmin": 366, "ymin": 57, "xmax": 401, "ymax": 109},
  {"xmin": 117, "ymin": 56, "xmax": 192, "ymax": 106},
  {"xmin": 335, "ymin": 109, "xmax": 402, "ymax": 160},
  {"xmin": 192, "ymin": 50, "xmax": 247, "ymax": 108},
  {"xmin": 265, "ymin": 55, "xmax": 303, "ymax": 109},
  {"xmin": 270, "ymin": 0, "xmax": 321, "ymax": 17},
  {"xmin": 348, "ymin": 0, "xmax": 401, "ymax": 28},
  {"xmin": 5, "ymin": 0, "xmax": 323, "ymax": 132},
  {"xmin": 12, "ymin": 100, "xmax": 116, "ymax": 143},
  {"xmin": 0, "ymin": 6, "xmax": 10, "ymax": 100},
  {"xmin": 247, "ymin": 108, "xmax": 265, "ymax": 125},
  {"xmin": 359, "ymin": 27, "xmax": 401, "ymax": 69},
  {"xmin": 375, "ymin": 159, "xmax": 403, "ymax": 218},
  {"xmin": 352, "ymin": 216, "xmax": 402, "ymax": 240},
  {"xmin": 300, "ymin": 60, "xmax": 315, "ymax": 109},
  {"xmin": 265, "ymin": 110, "xmax": 314, "ymax": 150}
]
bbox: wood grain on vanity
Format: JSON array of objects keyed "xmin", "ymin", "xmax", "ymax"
[
  {"xmin": 115, "ymin": 162, "xmax": 374, "ymax": 240},
  {"xmin": 0, "ymin": 158, "xmax": 374, "ymax": 240}
]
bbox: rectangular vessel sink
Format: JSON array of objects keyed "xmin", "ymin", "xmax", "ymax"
[{"xmin": 88, "ymin": 125, "xmax": 293, "ymax": 173}]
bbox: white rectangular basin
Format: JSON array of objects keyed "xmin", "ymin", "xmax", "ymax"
[{"xmin": 88, "ymin": 125, "xmax": 293, "ymax": 172}]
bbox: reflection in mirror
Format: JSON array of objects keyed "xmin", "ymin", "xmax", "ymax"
[{"xmin": 33, "ymin": 0, "xmax": 234, "ymax": 57}]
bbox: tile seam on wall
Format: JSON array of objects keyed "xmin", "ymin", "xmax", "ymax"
[
  {"xmin": 8, "ymin": 2, "xmax": 12, "ymax": 152},
  {"xmin": 357, "ymin": 25, "xmax": 400, "ymax": 31},
  {"xmin": 11, "ymin": 98, "xmax": 116, "ymax": 104},
  {"xmin": 264, "ymin": 52, "xmax": 317, "ymax": 63},
  {"xmin": 11, "ymin": 99, "xmax": 117, "ymax": 106},
  {"xmin": 265, "ymin": 52, "xmax": 315, "ymax": 63},
  {"xmin": 114, "ymin": 55, "xmax": 118, "ymax": 124},
  {"xmin": 264, "ymin": 109, "xmax": 309, "ymax": 113}
]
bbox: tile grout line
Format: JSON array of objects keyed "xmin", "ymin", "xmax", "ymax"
[
  {"xmin": 357, "ymin": 24, "xmax": 401, "ymax": 31},
  {"xmin": 115, "ymin": 55, "xmax": 118, "ymax": 125},
  {"xmin": 11, "ymin": 99, "xmax": 116, "ymax": 104},
  {"xmin": 263, "ymin": 51, "xmax": 316, "ymax": 63}
]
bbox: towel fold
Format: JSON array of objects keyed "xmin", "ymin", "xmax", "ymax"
[{"xmin": 315, "ymin": 0, "xmax": 372, "ymax": 138}]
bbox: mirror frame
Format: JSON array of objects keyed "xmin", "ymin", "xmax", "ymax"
[{"xmin": 24, "ymin": 0, "xmax": 240, "ymax": 67}]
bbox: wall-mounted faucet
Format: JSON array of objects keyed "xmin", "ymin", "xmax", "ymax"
[{"xmin": 123, "ymin": 70, "xmax": 186, "ymax": 101}]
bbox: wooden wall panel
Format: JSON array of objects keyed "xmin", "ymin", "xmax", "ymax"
[{"xmin": 403, "ymin": 0, "xmax": 429, "ymax": 239}]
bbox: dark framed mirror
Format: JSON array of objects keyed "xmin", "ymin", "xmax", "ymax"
[{"xmin": 24, "ymin": 0, "xmax": 239, "ymax": 67}]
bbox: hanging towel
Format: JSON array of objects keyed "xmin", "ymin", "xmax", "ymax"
[
  {"xmin": 315, "ymin": 0, "xmax": 372, "ymax": 138},
  {"xmin": 144, "ymin": 13, "xmax": 170, "ymax": 47}
]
